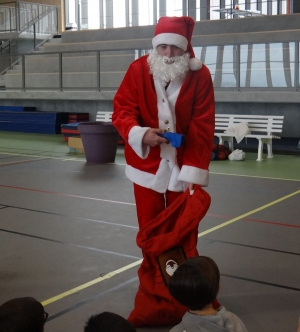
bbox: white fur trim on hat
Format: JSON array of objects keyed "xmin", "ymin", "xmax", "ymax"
[
  {"xmin": 152, "ymin": 33, "xmax": 188, "ymax": 51},
  {"xmin": 189, "ymin": 57, "xmax": 202, "ymax": 71}
]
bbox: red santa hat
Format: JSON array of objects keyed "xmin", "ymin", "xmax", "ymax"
[{"xmin": 152, "ymin": 16, "xmax": 202, "ymax": 71}]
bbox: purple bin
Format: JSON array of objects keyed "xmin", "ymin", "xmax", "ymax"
[{"xmin": 78, "ymin": 121, "xmax": 119, "ymax": 163}]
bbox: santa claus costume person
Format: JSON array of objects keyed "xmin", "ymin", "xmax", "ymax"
[{"xmin": 113, "ymin": 16, "xmax": 216, "ymax": 327}]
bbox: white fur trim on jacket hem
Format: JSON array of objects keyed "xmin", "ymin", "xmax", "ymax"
[
  {"xmin": 152, "ymin": 33, "xmax": 188, "ymax": 51},
  {"xmin": 128, "ymin": 126, "xmax": 150, "ymax": 159},
  {"xmin": 178, "ymin": 165, "xmax": 209, "ymax": 187}
]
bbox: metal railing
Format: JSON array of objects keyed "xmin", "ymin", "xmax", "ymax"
[
  {"xmin": 0, "ymin": 1, "xmax": 58, "ymax": 33},
  {"xmin": 0, "ymin": 41, "xmax": 299, "ymax": 92},
  {"xmin": 0, "ymin": 2, "xmax": 58, "ymax": 76}
]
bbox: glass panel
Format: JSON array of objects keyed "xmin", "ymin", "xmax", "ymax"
[
  {"xmin": 240, "ymin": 44, "xmax": 268, "ymax": 87},
  {"xmin": 261, "ymin": 0, "xmax": 268, "ymax": 14},
  {"xmin": 220, "ymin": 45, "xmax": 237, "ymax": 87},
  {"xmin": 210, "ymin": 0, "xmax": 221, "ymax": 20},
  {"xmin": 113, "ymin": 0, "xmax": 125, "ymax": 28},
  {"xmin": 240, "ymin": 42, "xmax": 295, "ymax": 88},
  {"xmin": 250, "ymin": 0, "xmax": 257, "ymax": 11},
  {"xmin": 272, "ymin": 0, "xmax": 277, "ymax": 15},
  {"xmin": 68, "ymin": 0, "xmax": 76, "ymax": 25},
  {"xmin": 138, "ymin": 0, "xmax": 153, "ymax": 26},
  {"xmin": 196, "ymin": 0, "xmax": 200, "ymax": 21},
  {"xmin": 299, "ymin": 43, "xmax": 300, "ymax": 89},
  {"xmin": 88, "ymin": 0, "xmax": 100, "ymax": 29},
  {"xmin": 194, "ymin": 46, "xmax": 218, "ymax": 84},
  {"xmin": 281, "ymin": 0, "xmax": 287, "ymax": 14},
  {"xmin": 166, "ymin": 0, "xmax": 182, "ymax": 16},
  {"xmin": 269, "ymin": 42, "xmax": 294, "ymax": 87}
]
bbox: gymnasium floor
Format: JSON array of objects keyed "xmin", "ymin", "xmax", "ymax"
[{"xmin": 0, "ymin": 131, "xmax": 299, "ymax": 332}]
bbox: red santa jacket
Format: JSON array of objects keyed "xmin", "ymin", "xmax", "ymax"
[{"xmin": 112, "ymin": 55, "xmax": 215, "ymax": 193}]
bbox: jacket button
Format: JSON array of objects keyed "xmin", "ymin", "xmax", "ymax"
[
  {"xmin": 162, "ymin": 99, "xmax": 165, "ymax": 102},
  {"xmin": 164, "ymin": 120, "xmax": 169, "ymax": 124}
]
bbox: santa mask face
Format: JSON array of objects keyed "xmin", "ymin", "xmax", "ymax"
[
  {"xmin": 151, "ymin": 16, "xmax": 202, "ymax": 72},
  {"xmin": 156, "ymin": 44, "xmax": 185, "ymax": 58},
  {"xmin": 147, "ymin": 49, "xmax": 190, "ymax": 84}
]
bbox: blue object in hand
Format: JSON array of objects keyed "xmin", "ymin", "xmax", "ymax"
[{"xmin": 157, "ymin": 132, "xmax": 185, "ymax": 148}]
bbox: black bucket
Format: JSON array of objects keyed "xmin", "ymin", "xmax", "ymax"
[{"xmin": 78, "ymin": 121, "xmax": 119, "ymax": 163}]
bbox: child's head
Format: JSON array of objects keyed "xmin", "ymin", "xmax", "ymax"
[
  {"xmin": 168, "ymin": 256, "xmax": 220, "ymax": 311},
  {"xmin": 84, "ymin": 311, "xmax": 136, "ymax": 332},
  {"xmin": 0, "ymin": 297, "xmax": 46, "ymax": 332}
]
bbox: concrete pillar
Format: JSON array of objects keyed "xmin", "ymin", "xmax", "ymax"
[
  {"xmin": 220, "ymin": 0, "xmax": 226, "ymax": 19},
  {"xmin": 267, "ymin": 0, "xmax": 272, "ymax": 15},
  {"xmin": 245, "ymin": 44, "xmax": 252, "ymax": 88},
  {"xmin": 182, "ymin": 0, "xmax": 187, "ymax": 16},
  {"xmin": 245, "ymin": 0, "xmax": 250, "ymax": 10},
  {"xmin": 131, "ymin": 0, "xmax": 138, "ymax": 26},
  {"xmin": 99, "ymin": 0, "xmax": 104, "ymax": 28},
  {"xmin": 81, "ymin": 0, "xmax": 88, "ymax": 29},
  {"xmin": 159, "ymin": 0, "xmax": 166, "ymax": 18},
  {"xmin": 214, "ymin": 45, "xmax": 224, "ymax": 87},
  {"xmin": 75, "ymin": 0, "xmax": 78, "ymax": 27},
  {"xmin": 265, "ymin": 44, "xmax": 273, "ymax": 87},
  {"xmin": 105, "ymin": 0, "xmax": 113, "ymax": 28},
  {"xmin": 257, "ymin": 0, "xmax": 262, "ymax": 12},
  {"xmin": 282, "ymin": 42, "xmax": 292, "ymax": 88},
  {"xmin": 153, "ymin": 0, "xmax": 157, "ymax": 24},
  {"xmin": 292, "ymin": 0, "xmax": 300, "ymax": 13},
  {"xmin": 125, "ymin": 0, "xmax": 129, "ymax": 27},
  {"xmin": 199, "ymin": 0, "xmax": 209, "ymax": 20},
  {"xmin": 188, "ymin": 0, "xmax": 197, "ymax": 20}
]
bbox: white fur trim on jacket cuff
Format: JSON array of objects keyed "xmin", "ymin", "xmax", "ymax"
[
  {"xmin": 178, "ymin": 165, "xmax": 209, "ymax": 187},
  {"xmin": 128, "ymin": 126, "xmax": 150, "ymax": 159}
]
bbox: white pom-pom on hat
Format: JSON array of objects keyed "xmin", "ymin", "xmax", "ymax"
[{"xmin": 189, "ymin": 57, "xmax": 202, "ymax": 71}]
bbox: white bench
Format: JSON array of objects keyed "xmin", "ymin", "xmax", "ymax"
[
  {"xmin": 96, "ymin": 111, "xmax": 112, "ymax": 122},
  {"xmin": 214, "ymin": 114, "xmax": 284, "ymax": 161},
  {"xmin": 96, "ymin": 111, "xmax": 125, "ymax": 144}
]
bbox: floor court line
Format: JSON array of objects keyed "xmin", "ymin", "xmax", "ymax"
[
  {"xmin": 0, "ymin": 184, "xmax": 136, "ymax": 206},
  {"xmin": 42, "ymin": 189, "xmax": 300, "ymax": 307},
  {"xmin": 0, "ymin": 151, "xmax": 299, "ymax": 182},
  {"xmin": 198, "ymin": 189, "xmax": 300, "ymax": 237},
  {"xmin": 0, "ymin": 157, "xmax": 49, "ymax": 167},
  {"xmin": 210, "ymin": 171, "xmax": 300, "ymax": 182}
]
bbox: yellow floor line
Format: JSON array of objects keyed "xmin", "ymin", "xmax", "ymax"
[
  {"xmin": 42, "ymin": 189, "xmax": 299, "ymax": 307},
  {"xmin": 42, "ymin": 259, "xmax": 142, "ymax": 306},
  {"xmin": 210, "ymin": 171, "xmax": 300, "ymax": 182},
  {"xmin": 198, "ymin": 189, "xmax": 300, "ymax": 237}
]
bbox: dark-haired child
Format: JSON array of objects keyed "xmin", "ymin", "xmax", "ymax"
[
  {"xmin": 84, "ymin": 311, "xmax": 136, "ymax": 332},
  {"xmin": 0, "ymin": 297, "xmax": 46, "ymax": 332},
  {"xmin": 168, "ymin": 256, "xmax": 248, "ymax": 332}
]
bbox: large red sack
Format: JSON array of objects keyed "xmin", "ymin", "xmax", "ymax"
[{"xmin": 128, "ymin": 185, "xmax": 211, "ymax": 327}]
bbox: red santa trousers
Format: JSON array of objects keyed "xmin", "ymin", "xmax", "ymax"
[{"xmin": 128, "ymin": 184, "xmax": 211, "ymax": 327}]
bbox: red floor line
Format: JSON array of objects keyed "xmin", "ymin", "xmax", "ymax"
[
  {"xmin": 0, "ymin": 184, "xmax": 135, "ymax": 206},
  {"xmin": 0, "ymin": 158, "xmax": 48, "ymax": 167},
  {"xmin": 207, "ymin": 213, "xmax": 300, "ymax": 229},
  {"xmin": 243, "ymin": 218, "xmax": 300, "ymax": 228}
]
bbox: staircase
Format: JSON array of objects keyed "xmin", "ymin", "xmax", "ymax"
[{"xmin": 1, "ymin": 26, "xmax": 153, "ymax": 91}]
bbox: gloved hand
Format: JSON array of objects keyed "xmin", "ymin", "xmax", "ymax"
[{"xmin": 157, "ymin": 132, "xmax": 185, "ymax": 148}]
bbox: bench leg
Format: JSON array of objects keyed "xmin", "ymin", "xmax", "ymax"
[
  {"xmin": 228, "ymin": 137, "xmax": 234, "ymax": 151},
  {"xmin": 257, "ymin": 139, "xmax": 263, "ymax": 161},
  {"xmin": 218, "ymin": 136, "xmax": 234, "ymax": 151},
  {"xmin": 262, "ymin": 138, "xmax": 273, "ymax": 158}
]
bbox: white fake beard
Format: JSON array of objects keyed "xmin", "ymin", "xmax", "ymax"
[{"xmin": 147, "ymin": 49, "xmax": 190, "ymax": 85}]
